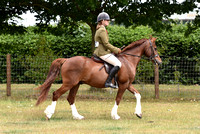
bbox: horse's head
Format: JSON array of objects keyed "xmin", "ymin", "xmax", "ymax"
[{"xmin": 144, "ymin": 37, "xmax": 162, "ymax": 65}]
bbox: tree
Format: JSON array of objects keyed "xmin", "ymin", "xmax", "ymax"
[
  {"xmin": 1, "ymin": 0, "xmax": 200, "ymax": 49},
  {"xmin": 0, "ymin": 0, "xmax": 31, "ymax": 33},
  {"xmin": 30, "ymin": 0, "xmax": 200, "ymax": 51}
]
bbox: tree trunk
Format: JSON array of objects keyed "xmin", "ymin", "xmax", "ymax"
[{"xmin": 87, "ymin": 23, "xmax": 96, "ymax": 53}]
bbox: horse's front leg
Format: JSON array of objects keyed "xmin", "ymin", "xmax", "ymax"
[
  {"xmin": 128, "ymin": 85, "xmax": 142, "ymax": 118},
  {"xmin": 111, "ymin": 85, "xmax": 126, "ymax": 120}
]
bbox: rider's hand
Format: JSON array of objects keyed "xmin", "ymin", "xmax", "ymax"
[{"xmin": 118, "ymin": 48, "xmax": 121, "ymax": 54}]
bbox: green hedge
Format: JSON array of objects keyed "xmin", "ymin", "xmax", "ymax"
[
  {"xmin": 0, "ymin": 24, "xmax": 199, "ymax": 58},
  {"xmin": 156, "ymin": 24, "xmax": 200, "ymax": 58},
  {"xmin": 108, "ymin": 25, "xmax": 153, "ymax": 47}
]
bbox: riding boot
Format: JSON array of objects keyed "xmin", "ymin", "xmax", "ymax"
[{"xmin": 105, "ymin": 66, "xmax": 120, "ymax": 89}]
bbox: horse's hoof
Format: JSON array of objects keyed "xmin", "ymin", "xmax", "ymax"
[
  {"xmin": 111, "ymin": 114, "xmax": 120, "ymax": 120},
  {"xmin": 73, "ymin": 117, "xmax": 84, "ymax": 120},
  {"xmin": 136, "ymin": 113, "xmax": 142, "ymax": 119},
  {"xmin": 45, "ymin": 115, "xmax": 50, "ymax": 121},
  {"xmin": 113, "ymin": 116, "xmax": 120, "ymax": 120},
  {"xmin": 73, "ymin": 115, "xmax": 84, "ymax": 120}
]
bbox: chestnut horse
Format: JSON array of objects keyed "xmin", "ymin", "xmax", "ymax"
[{"xmin": 36, "ymin": 37, "xmax": 162, "ymax": 120}]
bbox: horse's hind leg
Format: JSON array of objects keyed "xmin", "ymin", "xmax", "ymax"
[
  {"xmin": 44, "ymin": 84, "xmax": 73, "ymax": 120},
  {"xmin": 67, "ymin": 84, "xmax": 84, "ymax": 120}
]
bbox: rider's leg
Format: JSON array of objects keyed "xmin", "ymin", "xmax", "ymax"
[
  {"xmin": 105, "ymin": 66, "xmax": 120, "ymax": 88},
  {"xmin": 100, "ymin": 54, "xmax": 121, "ymax": 88}
]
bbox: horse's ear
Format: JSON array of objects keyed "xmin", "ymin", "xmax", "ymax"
[
  {"xmin": 152, "ymin": 37, "xmax": 158, "ymax": 42},
  {"xmin": 149, "ymin": 35, "xmax": 152, "ymax": 39}
]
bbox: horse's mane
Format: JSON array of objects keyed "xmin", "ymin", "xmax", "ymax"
[{"xmin": 122, "ymin": 38, "xmax": 147, "ymax": 52}]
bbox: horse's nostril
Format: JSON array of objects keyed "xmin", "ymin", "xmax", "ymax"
[{"xmin": 157, "ymin": 61, "xmax": 162, "ymax": 65}]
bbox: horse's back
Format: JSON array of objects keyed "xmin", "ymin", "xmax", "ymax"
[
  {"xmin": 61, "ymin": 56, "xmax": 87, "ymax": 71},
  {"xmin": 61, "ymin": 56, "xmax": 107, "ymax": 87},
  {"xmin": 61, "ymin": 55, "xmax": 104, "ymax": 75}
]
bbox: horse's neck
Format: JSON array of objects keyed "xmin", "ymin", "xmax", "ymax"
[
  {"xmin": 123, "ymin": 41, "xmax": 146, "ymax": 65},
  {"xmin": 126, "ymin": 41, "xmax": 146, "ymax": 57}
]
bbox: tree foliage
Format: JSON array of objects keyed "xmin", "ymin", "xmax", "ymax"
[{"xmin": 0, "ymin": 0, "xmax": 200, "ymax": 48}]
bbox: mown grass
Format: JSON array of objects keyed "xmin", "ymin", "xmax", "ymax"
[
  {"xmin": 0, "ymin": 84, "xmax": 199, "ymax": 101},
  {"xmin": 0, "ymin": 99, "xmax": 200, "ymax": 134},
  {"xmin": 0, "ymin": 84, "xmax": 200, "ymax": 133}
]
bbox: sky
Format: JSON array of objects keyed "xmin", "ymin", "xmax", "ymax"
[
  {"xmin": 15, "ymin": 11, "xmax": 57, "ymax": 27},
  {"xmin": 14, "ymin": 1, "xmax": 199, "ymax": 27}
]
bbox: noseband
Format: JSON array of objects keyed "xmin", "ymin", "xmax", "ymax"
[{"xmin": 121, "ymin": 39, "xmax": 159, "ymax": 64}]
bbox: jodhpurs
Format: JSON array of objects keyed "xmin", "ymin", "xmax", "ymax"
[{"xmin": 100, "ymin": 54, "xmax": 122, "ymax": 68}]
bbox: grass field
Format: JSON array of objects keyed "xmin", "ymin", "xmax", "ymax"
[
  {"xmin": 0, "ymin": 84, "xmax": 200, "ymax": 101},
  {"xmin": 0, "ymin": 99, "xmax": 199, "ymax": 134},
  {"xmin": 0, "ymin": 84, "xmax": 200, "ymax": 133}
]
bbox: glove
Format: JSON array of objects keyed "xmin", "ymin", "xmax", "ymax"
[{"xmin": 118, "ymin": 48, "xmax": 121, "ymax": 54}]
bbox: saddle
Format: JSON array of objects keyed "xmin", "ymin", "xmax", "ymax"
[{"xmin": 91, "ymin": 55, "xmax": 118, "ymax": 87}]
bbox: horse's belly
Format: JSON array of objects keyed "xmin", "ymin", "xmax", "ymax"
[{"xmin": 82, "ymin": 66, "xmax": 108, "ymax": 88}]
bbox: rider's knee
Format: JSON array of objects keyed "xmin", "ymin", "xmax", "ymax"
[{"xmin": 115, "ymin": 61, "xmax": 122, "ymax": 68}]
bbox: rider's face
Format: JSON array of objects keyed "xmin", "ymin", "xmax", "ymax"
[{"xmin": 102, "ymin": 20, "xmax": 110, "ymax": 26}]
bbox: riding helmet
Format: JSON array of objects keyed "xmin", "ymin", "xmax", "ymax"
[{"xmin": 97, "ymin": 12, "xmax": 110, "ymax": 22}]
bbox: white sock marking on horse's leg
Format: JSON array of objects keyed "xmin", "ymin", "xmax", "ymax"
[
  {"xmin": 71, "ymin": 104, "xmax": 84, "ymax": 120},
  {"xmin": 44, "ymin": 101, "xmax": 57, "ymax": 119},
  {"xmin": 134, "ymin": 93, "xmax": 142, "ymax": 115},
  {"xmin": 111, "ymin": 101, "xmax": 120, "ymax": 120}
]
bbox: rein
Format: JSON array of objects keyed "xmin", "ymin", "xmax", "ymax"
[{"xmin": 121, "ymin": 52, "xmax": 143, "ymax": 58}]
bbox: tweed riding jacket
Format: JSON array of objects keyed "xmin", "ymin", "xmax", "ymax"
[{"xmin": 93, "ymin": 25, "xmax": 119, "ymax": 57}]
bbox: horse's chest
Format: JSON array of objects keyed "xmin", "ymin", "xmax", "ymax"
[{"xmin": 119, "ymin": 63, "xmax": 136, "ymax": 83}]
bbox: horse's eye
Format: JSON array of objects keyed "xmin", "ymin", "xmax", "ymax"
[{"xmin": 154, "ymin": 48, "xmax": 157, "ymax": 51}]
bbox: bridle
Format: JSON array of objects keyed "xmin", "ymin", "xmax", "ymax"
[
  {"xmin": 148, "ymin": 39, "xmax": 159, "ymax": 64},
  {"xmin": 121, "ymin": 39, "xmax": 160, "ymax": 64}
]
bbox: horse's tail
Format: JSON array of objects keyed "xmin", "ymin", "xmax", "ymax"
[{"xmin": 36, "ymin": 58, "xmax": 67, "ymax": 106}]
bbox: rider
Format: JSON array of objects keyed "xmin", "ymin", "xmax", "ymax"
[{"xmin": 93, "ymin": 12, "xmax": 122, "ymax": 89}]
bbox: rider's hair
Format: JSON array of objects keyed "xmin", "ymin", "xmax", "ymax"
[{"xmin": 96, "ymin": 21, "xmax": 103, "ymax": 30}]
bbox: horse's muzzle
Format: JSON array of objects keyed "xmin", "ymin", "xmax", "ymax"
[{"xmin": 155, "ymin": 59, "xmax": 162, "ymax": 66}]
